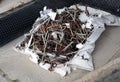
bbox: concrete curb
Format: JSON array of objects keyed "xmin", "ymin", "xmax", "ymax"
[{"xmin": 74, "ymin": 57, "xmax": 120, "ymax": 82}]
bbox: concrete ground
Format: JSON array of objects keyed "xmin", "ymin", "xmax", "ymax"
[{"xmin": 0, "ymin": 0, "xmax": 31, "ymax": 14}]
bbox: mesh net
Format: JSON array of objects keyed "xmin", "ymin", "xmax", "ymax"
[{"xmin": 0, "ymin": 0, "xmax": 119, "ymax": 46}]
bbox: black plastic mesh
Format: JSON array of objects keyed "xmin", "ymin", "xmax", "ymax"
[
  {"xmin": 0, "ymin": 0, "xmax": 120, "ymax": 46},
  {"xmin": 75, "ymin": 0, "xmax": 120, "ymax": 16},
  {"xmin": 0, "ymin": 3, "xmax": 41, "ymax": 46}
]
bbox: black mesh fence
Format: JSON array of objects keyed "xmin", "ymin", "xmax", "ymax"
[
  {"xmin": 0, "ymin": 0, "xmax": 120, "ymax": 46},
  {"xmin": 75, "ymin": 0, "xmax": 120, "ymax": 16}
]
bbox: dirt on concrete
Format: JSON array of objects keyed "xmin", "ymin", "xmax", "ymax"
[{"xmin": 0, "ymin": 69, "xmax": 19, "ymax": 82}]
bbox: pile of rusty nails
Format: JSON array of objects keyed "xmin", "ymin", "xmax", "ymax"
[{"xmin": 16, "ymin": 5, "xmax": 93, "ymax": 71}]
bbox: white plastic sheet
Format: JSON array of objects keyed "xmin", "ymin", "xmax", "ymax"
[{"xmin": 15, "ymin": 5, "xmax": 120, "ymax": 76}]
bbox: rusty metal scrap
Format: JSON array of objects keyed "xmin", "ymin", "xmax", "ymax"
[{"xmin": 16, "ymin": 5, "xmax": 93, "ymax": 71}]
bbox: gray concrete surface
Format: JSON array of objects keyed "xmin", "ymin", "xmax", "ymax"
[{"xmin": 0, "ymin": 0, "xmax": 31, "ymax": 14}]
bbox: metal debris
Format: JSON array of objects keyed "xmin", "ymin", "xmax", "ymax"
[
  {"xmin": 15, "ymin": 4, "xmax": 120, "ymax": 76},
  {"xmin": 16, "ymin": 5, "xmax": 93, "ymax": 71}
]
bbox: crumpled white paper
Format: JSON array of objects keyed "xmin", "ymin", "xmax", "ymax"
[{"xmin": 15, "ymin": 5, "xmax": 120, "ymax": 76}]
